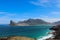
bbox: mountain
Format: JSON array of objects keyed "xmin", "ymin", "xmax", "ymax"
[
  {"xmin": 10, "ymin": 20, "xmax": 17, "ymax": 26},
  {"xmin": 10, "ymin": 19, "xmax": 50, "ymax": 26},
  {"xmin": 53, "ymin": 21, "xmax": 60, "ymax": 25}
]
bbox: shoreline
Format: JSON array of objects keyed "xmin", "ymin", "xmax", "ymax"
[{"xmin": 38, "ymin": 34, "xmax": 53, "ymax": 40}]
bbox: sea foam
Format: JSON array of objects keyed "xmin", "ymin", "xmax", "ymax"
[{"xmin": 38, "ymin": 34, "xmax": 53, "ymax": 40}]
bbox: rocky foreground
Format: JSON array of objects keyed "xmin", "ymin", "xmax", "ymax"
[{"xmin": 46, "ymin": 25, "xmax": 60, "ymax": 40}]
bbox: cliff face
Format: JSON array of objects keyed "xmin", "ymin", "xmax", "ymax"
[
  {"xmin": 46, "ymin": 25, "xmax": 60, "ymax": 40},
  {"xmin": 10, "ymin": 20, "xmax": 17, "ymax": 26},
  {"xmin": 10, "ymin": 19, "xmax": 49, "ymax": 26},
  {"xmin": 50, "ymin": 25, "xmax": 60, "ymax": 39}
]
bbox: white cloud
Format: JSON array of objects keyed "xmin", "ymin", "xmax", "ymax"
[
  {"xmin": 30, "ymin": 14, "xmax": 60, "ymax": 23},
  {"xmin": 31, "ymin": 15, "xmax": 59, "ymax": 23},
  {"xmin": 0, "ymin": 12, "xmax": 60, "ymax": 24},
  {"xmin": 0, "ymin": 12, "xmax": 19, "ymax": 24},
  {"xmin": 41, "ymin": 11, "xmax": 60, "ymax": 22},
  {"xmin": 56, "ymin": 0, "xmax": 60, "ymax": 8},
  {"xmin": 0, "ymin": 12, "xmax": 7, "ymax": 14},
  {"xmin": 30, "ymin": 0, "xmax": 50, "ymax": 7},
  {"xmin": 0, "ymin": 12, "xmax": 16, "ymax": 16},
  {"xmin": 40, "ymin": 18, "xmax": 60, "ymax": 23},
  {"xmin": 51, "ymin": 11, "xmax": 60, "ymax": 14},
  {"xmin": 34, "ymin": 14, "xmax": 60, "ymax": 23},
  {"xmin": 30, "ymin": 0, "xmax": 60, "ymax": 8}
]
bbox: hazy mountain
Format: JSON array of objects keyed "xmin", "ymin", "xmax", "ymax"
[
  {"xmin": 53, "ymin": 21, "xmax": 60, "ymax": 25},
  {"xmin": 10, "ymin": 19, "xmax": 50, "ymax": 26}
]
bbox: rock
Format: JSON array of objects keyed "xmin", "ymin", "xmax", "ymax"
[
  {"xmin": 9, "ymin": 20, "xmax": 16, "ymax": 26},
  {"xmin": 48, "ymin": 25, "xmax": 60, "ymax": 40}
]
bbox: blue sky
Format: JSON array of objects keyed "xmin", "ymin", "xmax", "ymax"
[{"xmin": 0, "ymin": 0, "xmax": 60, "ymax": 24}]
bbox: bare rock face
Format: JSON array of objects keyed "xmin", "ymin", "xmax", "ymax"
[
  {"xmin": 10, "ymin": 20, "xmax": 16, "ymax": 26},
  {"xmin": 47, "ymin": 25, "xmax": 60, "ymax": 40},
  {"xmin": 9, "ymin": 20, "xmax": 29, "ymax": 26}
]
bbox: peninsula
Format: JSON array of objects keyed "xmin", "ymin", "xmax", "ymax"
[{"xmin": 9, "ymin": 19, "xmax": 49, "ymax": 26}]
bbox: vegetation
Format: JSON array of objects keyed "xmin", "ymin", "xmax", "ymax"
[{"xmin": 10, "ymin": 19, "xmax": 49, "ymax": 26}]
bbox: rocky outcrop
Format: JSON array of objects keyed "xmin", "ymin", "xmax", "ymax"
[
  {"xmin": 46, "ymin": 25, "xmax": 60, "ymax": 40},
  {"xmin": 7, "ymin": 36, "xmax": 35, "ymax": 40},
  {"xmin": 0, "ymin": 36, "xmax": 36, "ymax": 40},
  {"xmin": 50, "ymin": 25, "xmax": 60, "ymax": 39},
  {"xmin": 10, "ymin": 20, "xmax": 16, "ymax": 26}
]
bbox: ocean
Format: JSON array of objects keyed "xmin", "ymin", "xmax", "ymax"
[{"xmin": 0, "ymin": 25, "xmax": 52, "ymax": 40}]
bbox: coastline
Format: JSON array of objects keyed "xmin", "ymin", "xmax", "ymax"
[
  {"xmin": 0, "ymin": 25, "xmax": 52, "ymax": 40},
  {"xmin": 37, "ymin": 30, "xmax": 53, "ymax": 40},
  {"xmin": 38, "ymin": 34, "xmax": 53, "ymax": 40}
]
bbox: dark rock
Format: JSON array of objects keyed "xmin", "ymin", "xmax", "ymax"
[
  {"xmin": 10, "ymin": 20, "xmax": 16, "ymax": 26},
  {"xmin": 49, "ymin": 25, "xmax": 60, "ymax": 39}
]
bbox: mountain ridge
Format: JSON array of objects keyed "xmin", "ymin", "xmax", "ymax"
[{"xmin": 10, "ymin": 19, "xmax": 50, "ymax": 26}]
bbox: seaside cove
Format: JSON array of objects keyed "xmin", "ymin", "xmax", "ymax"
[{"xmin": 0, "ymin": 24, "xmax": 52, "ymax": 40}]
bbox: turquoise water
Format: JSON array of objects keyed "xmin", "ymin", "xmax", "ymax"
[{"xmin": 0, "ymin": 25, "xmax": 52, "ymax": 39}]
